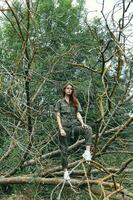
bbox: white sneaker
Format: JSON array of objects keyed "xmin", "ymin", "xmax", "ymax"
[
  {"xmin": 82, "ymin": 150, "xmax": 92, "ymax": 161},
  {"xmin": 63, "ymin": 170, "xmax": 70, "ymax": 181}
]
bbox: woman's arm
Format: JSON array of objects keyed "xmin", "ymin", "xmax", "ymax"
[
  {"xmin": 77, "ymin": 112, "xmax": 87, "ymax": 128},
  {"xmin": 56, "ymin": 112, "xmax": 66, "ymax": 136}
]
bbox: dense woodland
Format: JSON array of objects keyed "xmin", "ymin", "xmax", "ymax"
[{"xmin": 0, "ymin": 0, "xmax": 133, "ymax": 199}]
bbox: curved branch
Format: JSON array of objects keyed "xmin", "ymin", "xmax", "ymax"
[{"xmin": 100, "ymin": 117, "xmax": 133, "ymax": 153}]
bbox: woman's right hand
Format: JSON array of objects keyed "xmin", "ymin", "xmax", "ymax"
[{"xmin": 60, "ymin": 128, "xmax": 66, "ymax": 136}]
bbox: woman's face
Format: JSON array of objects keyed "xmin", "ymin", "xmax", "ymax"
[{"xmin": 64, "ymin": 84, "xmax": 73, "ymax": 96}]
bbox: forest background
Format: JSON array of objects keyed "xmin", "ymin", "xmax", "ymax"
[{"xmin": 0, "ymin": 0, "xmax": 133, "ymax": 199}]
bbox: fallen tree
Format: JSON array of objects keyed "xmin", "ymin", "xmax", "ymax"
[{"xmin": 0, "ymin": 175, "xmax": 133, "ymax": 199}]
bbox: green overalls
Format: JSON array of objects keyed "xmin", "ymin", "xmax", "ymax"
[{"xmin": 55, "ymin": 98, "xmax": 92, "ymax": 169}]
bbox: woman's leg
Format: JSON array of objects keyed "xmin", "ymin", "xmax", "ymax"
[
  {"xmin": 58, "ymin": 128, "xmax": 71, "ymax": 179},
  {"xmin": 72, "ymin": 125, "xmax": 92, "ymax": 160},
  {"xmin": 72, "ymin": 125, "xmax": 92, "ymax": 146},
  {"xmin": 59, "ymin": 134, "xmax": 68, "ymax": 169}
]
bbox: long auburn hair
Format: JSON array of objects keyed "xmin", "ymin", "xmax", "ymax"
[{"xmin": 63, "ymin": 82, "xmax": 79, "ymax": 109}]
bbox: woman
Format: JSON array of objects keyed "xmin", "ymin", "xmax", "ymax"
[{"xmin": 55, "ymin": 82, "xmax": 92, "ymax": 180}]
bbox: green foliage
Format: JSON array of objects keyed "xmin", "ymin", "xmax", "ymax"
[{"xmin": 0, "ymin": 0, "xmax": 133, "ymax": 199}]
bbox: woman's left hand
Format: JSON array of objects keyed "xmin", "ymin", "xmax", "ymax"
[{"xmin": 81, "ymin": 123, "xmax": 88, "ymax": 128}]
